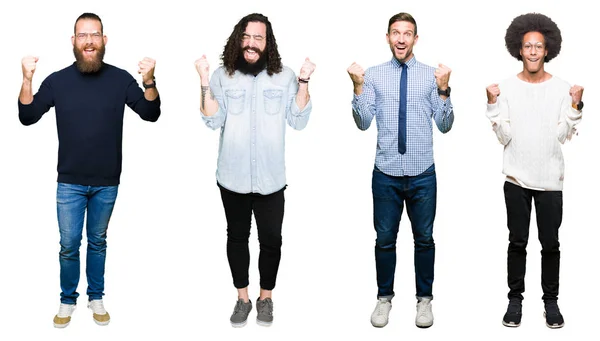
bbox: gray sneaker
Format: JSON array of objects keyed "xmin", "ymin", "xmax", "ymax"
[
  {"xmin": 256, "ymin": 298, "xmax": 274, "ymax": 326},
  {"xmin": 230, "ymin": 299, "xmax": 252, "ymax": 328}
]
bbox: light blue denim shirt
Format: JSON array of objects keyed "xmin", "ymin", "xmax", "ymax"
[{"xmin": 203, "ymin": 66, "xmax": 312, "ymax": 195}]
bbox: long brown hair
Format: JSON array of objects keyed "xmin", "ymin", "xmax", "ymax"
[{"xmin": 221, "ymin": 13, "xmax": 282, "ymax": 76}]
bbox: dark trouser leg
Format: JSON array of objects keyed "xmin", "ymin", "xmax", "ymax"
[
  {"xmin": 534, "ymin": 190, "xmax": 562, "ymax": 301},
  {"xmin": 253, "ymin": 188, "xmax": 285, "ymax": 290},
  {"xmin": 220, "ymin": 187, "xmax": 253, "ymax": 289},
  {"xmin": 504, "ymin": 182, "xmax": 533, "ymax": 301}
]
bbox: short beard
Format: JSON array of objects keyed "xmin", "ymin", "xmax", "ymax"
[
  {"xmin": 73, "ymin": 44, "xmax": 105, "ymax": 74},
  {"xmin": 235, "ymin": 47, "xmax": 267, "ymax": 76}
]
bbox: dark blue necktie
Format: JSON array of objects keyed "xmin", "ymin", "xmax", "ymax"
[{"xmin": 398, "ymin": 63, "xmax": 407, "ymax": 154}]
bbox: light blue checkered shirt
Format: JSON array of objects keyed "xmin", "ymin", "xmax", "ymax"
[{"xmin": 352, "ymin": 56, "xmax": 454, "ymax": 176}]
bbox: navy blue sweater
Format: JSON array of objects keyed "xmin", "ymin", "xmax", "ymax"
[{"xmin": 19, "ymin": 62, "xmax": 161, "ymax": 186}]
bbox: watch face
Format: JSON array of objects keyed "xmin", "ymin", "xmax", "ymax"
[{"xmin": 577, "ymin": 101, "xmax": 584, "ymax": 110}]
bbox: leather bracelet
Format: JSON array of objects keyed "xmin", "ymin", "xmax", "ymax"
[{"xmin": 298, "ymin": 77, "xmax": 309, "ymax": 84}]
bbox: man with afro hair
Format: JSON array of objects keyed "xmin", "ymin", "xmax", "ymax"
[{"xmin": 485, "ymin": 12, "xmax": 583, "ymax": 329}]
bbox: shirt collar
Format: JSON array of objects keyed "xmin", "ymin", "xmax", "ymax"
[{"xmin": 390, "ymin": 55, "xmax": 417, "ymax": 69}]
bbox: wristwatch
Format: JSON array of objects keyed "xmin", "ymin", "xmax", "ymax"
[
  {"xmin": 143, "ymin": 77, "xmax": 156, "ymax": 89},
  {"xmin": 572, "ymin": 101, "xmax": 584, "ymax": 111},
  {"xmin": 437, "ymin": 87, "xmax": 451, "ymax": 97}
]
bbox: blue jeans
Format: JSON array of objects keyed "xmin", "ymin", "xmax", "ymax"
[
  {"xmin": 372, "ymin": 164, "xmax": 436, "ymax": 299},
  {"xmin": 56, "ymin": 183, "xmax": 118, "ymax": 304}
]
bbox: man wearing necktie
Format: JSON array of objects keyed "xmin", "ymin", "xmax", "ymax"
[{"xmin": 347, "ymin": 12, "xmax": 454, "ymax": 329}]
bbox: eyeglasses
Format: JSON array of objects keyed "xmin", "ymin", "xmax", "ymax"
[
  {"xmin": 522, "ymin": 42, "xmax": 544, "ymax": 51},
  {"xmin": 75, "ymin": 32, "xmax": 103, "ymax": 41},
  {"xmin": 242, "ymin": 33, "xmax": 265, "ymax": 42}
]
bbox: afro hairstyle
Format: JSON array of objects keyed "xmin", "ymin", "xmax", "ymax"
[{"xmin": 505, "ymin": 13, "xmax": 562, "ymax": 62}]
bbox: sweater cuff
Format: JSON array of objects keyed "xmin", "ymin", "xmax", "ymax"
[{"xmin": 485, "ymin": 102, "xmax": 500, "ymax": 119}]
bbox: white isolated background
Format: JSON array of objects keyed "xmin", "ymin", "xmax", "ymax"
[{"xmin": 0, "ymin": 0, "xmax": 596, "ymax": 340}]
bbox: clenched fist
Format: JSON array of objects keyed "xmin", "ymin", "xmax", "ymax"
[
  {"xmin": 138, "ymin": 57, "xmax": 156, "ymax": 84},
  {"xmin": 347, "ymin": 62, "xmax": 365, "ymax": 86},
  {"xmin": 434, "ymin": 64, "xmax": 451, "ymax": 90},
  {"xmin": 299, "ymin": 57, "xmax": 316, "ymax": 80},
  {"xmin": 486, "ymin": 84, "xmax": 501, "ymax": 104},
  {"xmin": 22, "ymin": 56, "xmax": 39, "ymax": 82},
  {"xmin": 195, "ymin": 55, "xmax": 210, "ymax": 82},
  {"xmin": 569, "ymin": 85, "xmax": 584, "ymax": 107}
]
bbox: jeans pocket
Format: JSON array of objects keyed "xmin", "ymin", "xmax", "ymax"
[
  {"xmin": 225, "ymin": 89, "xmax": 246, "ymax": 115},
  {"xmin": 263, "ymin": 89, "xmax": 283, "ymax": 115}
]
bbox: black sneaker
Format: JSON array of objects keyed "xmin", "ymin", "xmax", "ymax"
[
  {"xmin": 502, "ymin": 298, "xmax": 522, "ymax": 327},
  {"xmin": 544, "ymin": 300, "xmax": 564, "ymax": 329}
]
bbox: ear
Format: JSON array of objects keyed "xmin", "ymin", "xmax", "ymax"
[
  {"xmin": 71, "ymin": 35, "xmax": 75, "ymax": 46},
  {"xmin": 103, "ymin": 35, "xmax": 108, "ymax": 46},
  {"xmin": 413, "ymin": 34, "xmax": 419, "ymax": 45},
  {"xmin": 386, "ymin": 32, "xmax": 390, "ymax": 45}
]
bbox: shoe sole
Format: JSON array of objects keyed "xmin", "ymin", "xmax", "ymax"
[
  {"xmin": 416, "ymin": 321, "xmax": 433, "ymax": 328},
  {"xmin": 502, "ymin": 320, "xmax": 521, "ymax": 328},
  {"xmin": 371, "ymin": 320, "xmax": 388, "ymax": 328},
  {"xmin": 257, "ymin": 318, "xmax": 273, "ymax": 327},
  {"xmin": 544, "ymin": 313, "xmax": 564, "ymax": 329},
  {"xmin": 231, "ymin": 320, "xmax": 247, "ymax": 328},
  {"xmin": 53, "ymin": 322, "xmax": 70, "ymax": 328},
  {"xmin": 93, "ymin": 319, "xmax": 110, "ymax": 326}
]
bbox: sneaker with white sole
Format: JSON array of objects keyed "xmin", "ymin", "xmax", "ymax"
[
  {"xmin": 371, "ymin": 298, "xmax": 392, "ymax": 327},
  {"xmin": 53, "ymin": 303, "xmax": 76, "ymax": 328},
  {"xmin": 87, "ymin": 299, "xmax": 110, "ymax": 326},
  {"xmin": 415, "ymin": 298, "xmax": 433, "ymax": 328},
  {"xmin": 502, "ymin": 298, "xmax": 522, "ymax": 327},
  {"xmin": 256, "ymin": 297, "xmax": 274, "ymax": 326},
  {"xmin": 230, "ymin": 299, "xmax": 252, "ymax": 328},
  {"xmin": 544, "ymin": 300, "xmax": 564, "ymax": 329}
]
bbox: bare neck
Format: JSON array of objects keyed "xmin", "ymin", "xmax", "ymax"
[{"xmin": 518, "ymin": 67, "xmax": 552, "ymax": 83}]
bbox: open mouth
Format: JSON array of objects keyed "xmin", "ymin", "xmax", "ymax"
[
  {"xmin": 395, "ymin": 45, "xmax": 407, "ymax": 53},
  {"xmin": 83, "ymin": 47, "xmax": 96, "ymax": 56}
]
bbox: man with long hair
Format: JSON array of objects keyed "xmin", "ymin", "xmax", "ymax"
[
  {"xmin": 194, "ymin": 13, "xmax": 315, "ymax": 327},
  {"xmin": 347, "ymin": 12, "xmax": 454, "ymax": 329},
  {"xmin": 18, "ymin": 12, "xmax": 161, "ymax": 328},
  {"xmin": 485, "ymin": 13, "xmax": 583, "ymax": 329}
]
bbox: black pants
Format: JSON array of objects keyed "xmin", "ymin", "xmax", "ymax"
[
  {"xmin": 219, "ymin": 185, "xmax": 285, "ymax": 290},
  {"xmin": 504, "ymin": 181, "xmax": 562, "ymax": 301}
]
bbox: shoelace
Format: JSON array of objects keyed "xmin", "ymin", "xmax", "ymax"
[
  {"xmin": 258, "ymin": 299, "xmax": 273, "ymax": 316},
  {"xmin": 507, "ymin": 301, "xmax": 521, "ymax": 313},
  {"xmin": 416, "ymin": 301, "xmax": 430, "ymax": 318},
  {"xmin": 545, "ymin": 302, "xmax": 560, "ymax": 316},
  {"xmin": 89, "ymin": 300, "xmax": 107, "ymax": 314},
  {"xmin": 376, "ymin": 300, "xmax": 389, "ymax": 316},
  {"xmin": 233, "ymin": 300, "xmax": 249, "ymax": 316},
  {"xmin": 57, "ymin": 304, "xmax": 74, "ymax": 317}
]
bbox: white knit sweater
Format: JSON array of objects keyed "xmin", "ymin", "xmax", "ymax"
[{"xmin": 486, "ymin": 75, "xmax": 582, "ymax": 191}]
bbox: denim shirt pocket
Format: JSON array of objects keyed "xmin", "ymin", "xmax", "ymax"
[
  {"xmin": 263, "ymin": 89, "xmax": 283, "ymax": 115},
  {"xmin": 225, "ymin": 89, "xmax": 246, "ymax": 115}
]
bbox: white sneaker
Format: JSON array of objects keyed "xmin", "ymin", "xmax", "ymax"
[
  {"xmin": 371, "ymin": 298, "xmax": 392, "ymax": 327},
  {"xmin": 87, "ymin": 299, "xmax": 110, "ymax": 326},
  {"xmin": 53, "ymin": 303, "xmax": 76, "ymax": 328},
  {"xmin": 415, "ymin": 298, "xmax": 433, "ymax": 328}
]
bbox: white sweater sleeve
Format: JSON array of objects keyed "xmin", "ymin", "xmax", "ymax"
[
  {"xmin": 557, "ymin": 94, "xmax": 582, "ymax": 144},
  {"xmin": 486, "ymin": 95, "xmax": 511, "ymax": 146}
]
